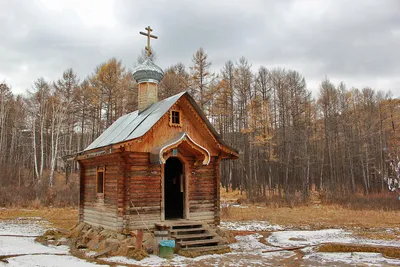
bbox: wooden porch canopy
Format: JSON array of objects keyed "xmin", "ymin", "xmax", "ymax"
[{"xmin": 150, "ymin": 132, "xmax": 211, "ymax": 165}]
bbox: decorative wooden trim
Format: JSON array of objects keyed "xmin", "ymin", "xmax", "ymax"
[
  {"xmin": 169, "ymin": 109, "xmax": 182, "ymax": 127},
  {"xmin": 214, "ymin": 155, "xmax": 223, "ymax": 225},
  {"xmin": 157, "ymin": 132, "xmax": 210, "ymax": 165},
  {"xmin": 96, "ymin": 165, "xmax": 105, "ymax": 199},
  {"xmin": 160, "ymin": 163, "xmax": 165, "ymax": 222},
  {"xmin": 78, "ymin": 163, "xmax": 85, "ymax": 222}
]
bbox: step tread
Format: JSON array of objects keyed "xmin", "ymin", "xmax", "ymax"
[
  {"xmin": 170, "ymin": 227, "xmax": 206, "ymax": 233},
  {"xmin": 180, "ymin": 245, "xmax": 229, "ymax": 252},
  {"xmin": 172, "ymin": 233, "xmax": 216, "ymax": 240},
  {"xmin": 178, "ymin": 238, "xmax": 222, "ymax": 246},
  {"xmin": 155, "ymin": 222, "xmax": 204, "ymax": 228},
  {"xmin": 171, "ymin": 224, "xmax": 203, "ymax": 229}
]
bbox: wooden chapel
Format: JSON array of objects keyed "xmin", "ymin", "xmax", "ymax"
[{"xmin": 76, "ymin": 27, "xmax": 238, "ymax": 231}]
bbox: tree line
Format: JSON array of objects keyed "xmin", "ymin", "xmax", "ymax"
[{"xmin": 1, "ymin": 48, "xmax": 399, "ymax": 201}]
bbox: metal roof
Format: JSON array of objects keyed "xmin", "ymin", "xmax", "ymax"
[
  {"xmin": 84, "ymin": 92, "xmax": 185, "ymax": 151},
  {"xmin": 84, "ymin": 91, "xmax": 238, "ymax": 154}
]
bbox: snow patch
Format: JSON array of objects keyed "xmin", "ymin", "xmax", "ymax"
[
  {"xmin": 0, "ymin": 218, "xmax": 49, "ymax": 236},
  {"xmin": 0, "ymin": 236, "xmax": 69, "ymax": 256},
  {"xmin": 268, "ymin": 228, "xmax": 400, "ymax": 248},
  {"xmin": 268, "ymin": 229, "xmax": 352, "ymax": 247},
  {"xmin": 221, "ymin": 220, "xmax": 283, "ymax": 231},
  {"xmin": 105, "ymin": 255, "xmax": 172, "ymax": 266},
  {"xmin": 1, "ymin": 255, "xmax": 109, "ymax": 267}
]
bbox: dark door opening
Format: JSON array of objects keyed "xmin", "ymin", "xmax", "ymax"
[{"xmin": 164, "ymin": 157, "xmax": 184, "ymax": 219}]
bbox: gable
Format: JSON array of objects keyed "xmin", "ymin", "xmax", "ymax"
[
  {"xmin": 84, "ymin": 92, "xmax": 185, "ymax": 151},
  {"xmin": 83, "ymin": 92, "xmax": 238, "ymax": 158},
  {"xmin": 124, "ymin": 96, "xmax": 222, "ymax": 156}
]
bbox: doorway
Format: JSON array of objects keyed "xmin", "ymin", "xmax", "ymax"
[{"xmin": 164, "ymin": 157, "xmax": 184, "ymax": 219}]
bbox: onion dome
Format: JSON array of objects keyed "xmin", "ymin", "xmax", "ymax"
[{"xmin": 132, "ymin": 58, "xmax": 164, "ymax": 84}]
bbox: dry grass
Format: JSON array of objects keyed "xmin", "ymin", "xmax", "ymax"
[
  {"xmin": 0, "ymin": 207, "xmax": 78, "ymax": 230},
  {"xmin": 319, "ymin": 243, "xmax": 400, "ymax": 258},
  {"xmin": 220, "ymin": 187, "xmax": 247, "ymax": 201},
  {"xmin": 178, "ymin": 247, "xmax": 232, "ymax": 258},
  {"xmin": 221, "ymin": 204, "xmax": 400, "ymax": 229},
  {"xmin": 352, "ymin": 228, "xmax": 400, "ymax": 241}
]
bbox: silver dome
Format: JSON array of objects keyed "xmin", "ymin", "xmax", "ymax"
[{"xmin": 132, "ymin": 58, "xmax": 164, "ymax": 84}]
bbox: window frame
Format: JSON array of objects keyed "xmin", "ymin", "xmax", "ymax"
[
  {"xmin": 96, "ymin": 166, "xmax": 105, "ymax": 196},
  {"xmin": 169, "ymin": 109, "xmax": 182, "ymax": 127}
]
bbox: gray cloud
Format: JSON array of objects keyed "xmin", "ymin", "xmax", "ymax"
[{"xmin": 1, "ymin": 0, "xmax": 399, "ymax": 96}]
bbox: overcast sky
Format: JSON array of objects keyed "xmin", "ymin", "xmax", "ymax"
[{"xmin": 1, "ymin": 0, "xmax": 399, "ymax": 97}]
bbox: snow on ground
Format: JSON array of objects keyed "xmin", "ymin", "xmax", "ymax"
[
  {"xmin": 2, "ymin": 217, "xmax": 400, "ymax": 266},
  {"xmin": 0, "ymin": 218, "xmax": 106, "ymax": 267},
  {"xmin": 221, "ymin": 220, "xmax": 283, "ymax": 231},
  {"xmin": 0, "ymin": 236, "xmax": 69, "ymax": 255},
  {"xmin": 267, "ymin": 228, "xmax": 400, "ymax": 248},
  {"xmin": 104, "ymin": 233, "xmax": 294, "ymax": 267},
  {"xmin": 2, "ymin": 255, "xmax": 109, "ymax": 267},
  {"xmin": 0, "ymin": 218, "xmax": 49, "ymax": 236}
]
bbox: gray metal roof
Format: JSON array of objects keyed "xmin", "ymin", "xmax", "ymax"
[
  {"xmin": 84, "ymin": 92, "xmax": 185, "ymax": 151},
  {"xmin": 84, "ymin": 91, "xmax": 238, "ymax": 154}
]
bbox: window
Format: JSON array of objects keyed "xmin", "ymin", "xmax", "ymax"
[
  {"xmin": 96, "ymin": 166, "xmax": 105, "ymax": 194},
  {"xmin": 172, "ymin": 111, "xmax": 180, "ymax": 124},
  {"xmin": 169, "ymin": 110, "xmax": 182, "ymax": 127}
]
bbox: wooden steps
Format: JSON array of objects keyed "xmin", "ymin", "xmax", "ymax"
[
  {"xmin": 178, "ymin": 238, "xmax": 221, "ymax": 247},
  {"xmin": 170, "ymin": 227, "xmax": 206, "ymax": 233},
  {"xmin": 156, "ymin": 221, "xmax": 229, "ymax": 253},
  {"xmin": 171, "ymin": 233, "xmax": 215, "ymax": 240},
  {"xmin": 179, "ymin": 245, "xmax": 228, "ymax": 252}
]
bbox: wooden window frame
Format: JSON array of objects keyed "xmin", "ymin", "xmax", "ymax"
[
  {"xmin": 169, "ymin": 109, "xmax": 182, "ymax": 127},
  {"xmin": 96, "ymin": 166, "xmax": 105, "ymax": 197}
]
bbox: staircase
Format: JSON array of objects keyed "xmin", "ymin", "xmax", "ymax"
[{"xmin": 155, "ymin": 221, "xmax": 229, "ymax": 253}]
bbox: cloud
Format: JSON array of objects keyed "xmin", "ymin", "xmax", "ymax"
[{"xmin": 1, "ymin": 0, "xmax": 399, "ymax": 96}]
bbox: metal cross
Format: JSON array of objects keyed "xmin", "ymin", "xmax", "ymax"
[{"xmin": 139, "ymin": 26, "xmax": 158, "ymax": 57}]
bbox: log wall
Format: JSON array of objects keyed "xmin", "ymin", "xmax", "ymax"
[
  {"xmin": 80, "ymin": 154, "xmax": 123, "ymax": 230},
  {"xmin": 124, "ymin": 152, "xmax": 163, "ymax": 230},
  {"xmin": 189, "ymin": 157, "xmax": 219, "ymax": 224},
  {"xmin": 79, "ymin": 152, "xmax": 220, "ymax": 231}
]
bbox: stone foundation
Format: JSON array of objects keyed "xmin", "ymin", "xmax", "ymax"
[{"xmin": 36, "ymin": 222, "xmax": 236, "ymax": 260}]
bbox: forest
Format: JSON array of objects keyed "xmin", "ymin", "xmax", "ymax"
[{"xmin": 1, "ymin": 48, "xmax": 399, "ymax": 206}]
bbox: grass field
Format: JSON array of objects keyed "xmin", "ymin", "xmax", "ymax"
[
  {"xmin": 222, "ymin": 204, "xmax": 400, "ymax": 229},
  {"xmin": 1, "ymin": 204, "xmax": 399, "ymax": 232},
  {"xmin": 0, "ymin": 207, "xmax": 78, "ymax": 229}
]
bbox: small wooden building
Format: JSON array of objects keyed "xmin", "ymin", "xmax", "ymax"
[{"xmin": 76, "ymin": 57, "xmax": 238, "ymax": 231}]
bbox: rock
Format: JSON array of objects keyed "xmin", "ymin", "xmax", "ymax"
[
  {"xmin": 142, "ymin": 233, "xmax": 154, "ymax": 254},
  {"xmin": 87, "ymin": 235, "xmax": 102, "ymax": 250},
  {"xmin": 47, "ymin": 235, "xmax": 55, "ymax": 241},
  {"xmin": 74, "ymin": 222, "xmax": 86, "ymax": 233},
  {"xmin": 100, "ymin": 230, "xmax": 117, "ymax": 239},
  {"xmin": 75, "ymin": 235, "xmax": 90, "ymax": 249},
  {"xmin": 128, "ymin": 249, "xmax": 149, "ymax": 261},
  {"xmin": 83, "ymin": 229, "xmax": 94, "ymax": 240},
  {"xmin": 93, "ymin": 239, "xmax": 108, "ymax": 252},
  {"xmin": 76, "ymin": 242, "xmax": 87, "ymax": 249},
  {"xmin": 105, "ymin": 238, "xmax": 119, "ymax": 247},
  {"xmin": 216, "ymin": 227, "xmax": 236, "ymax": 244},
  {"xmin": 82, "ymin": 224, "xmax": 90, "ymax": 232},
  {"xmin": 94, "ymin": 244, "xmax": 118, "ymax": 258},
  {"xmin": 92, "ymin": 226, "xmax": 103, "ymax": 233},
  {"xmin": 117, "ymin": 233, "xmax": 126, "ymax": 241}
]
